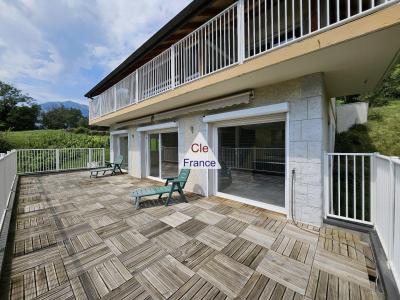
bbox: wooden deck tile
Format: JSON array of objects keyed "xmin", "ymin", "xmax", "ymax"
[
  {"xmin": 63, "ymin": 243, "xmax": 114, "ymax": 278},
  {"xmin": 152, "ymin": 228, "xmax": 192, "ymax": 252},
  {"xmin": 160, "ymin": 211, "xmax": 192, "ymax": 227},
  {"xmin": 215, "ymin": 216, "xmax": 248, "ymax": 235},
  {"xmin": 176, "ymin": 218, "xmax": 208, "ymax": 238},
  {"xmin": 196, "ymin": 226, "xmax": 236, "ymax": 251},
  {"xmin": 197, "ymin": 253, "xmax": 254, "ymax": 298},
  {"xmin": 169, "ymin": 274, "xmax": 228, "ymax": 300},
  {"xmin": 195, "ymin": 210, "xmax": 226, "ymax": 225},
  {"xmin": 222, "ymin": 237, "xmax": 268, "ymax": 269},
  {"xmin": 138, "ymin": 220, "xmax": 172, "ymax": 239},
  {"xmin": 240, "ymin": 224, "xmax": 278, "ymax": 249},
  {"xmin": 173, "ymin": 239, "xmax": 218, "ymax": 272},
  {"xmin": 313, "ymin": 248, "xmax": 371, "ymax": 288},
  {"xmin": 140, "ymin": 254, "xmax": 195, "ymax": 298},
  {"xmin": 118, "ymin": 240, "xmax": 167, "ymax": 274},
  {"xmin": 125, "ymin": 212, "xmax": 156, "ymax": 228},
  {"xmin": 256, "ymin": 250, "xmax": 312, "ymax": 295},
  {"xmin": 105, "ymin": 229, "xmax": 148, "ymax": 255},
  {"xmin": 2, "ymin": 172, "xmax": 381, "ymax": 300}
]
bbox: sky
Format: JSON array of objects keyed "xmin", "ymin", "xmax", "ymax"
[{"xmin": 0, "ymin": 0, "xmax": 191, "ymax": 105}]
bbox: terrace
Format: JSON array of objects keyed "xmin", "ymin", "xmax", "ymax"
[{"xmin": 0, "ymin": 170, "xmax": 383, "ymax": 299}]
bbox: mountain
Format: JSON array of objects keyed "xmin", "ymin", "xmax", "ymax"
[{"xmin": 40, "ymin": 101, "xmax": 89, "ymax": 117}]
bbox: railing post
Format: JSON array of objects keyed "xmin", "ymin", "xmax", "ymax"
[
  {"xmin": 56, "ymin": 149, "xmax": 60, "ymax": 171},
  {"xmin": 88, "ymin": 148, "xmax": 92, "ymax": 168},
  {"xmin": 102, "ymin": 148, "xmax": 105, "ymax": 167},
  {"xmin": 323, "ymin": 153, "xmax": 330, "ymax": 218},
  {"xmin": 135, "ymin": 72, "xmax": 139, "ymax": 103},
  {"xmin": 237, "ymin": 0, "xmax": 245, "ymax": 64},
  {"xmin": 113, "ymin": 86, "xmax": 117, "ymax": 112},
  {"xmin": 171, "ymin": 45, "xmax": 175, "ymax": 89},
  {"xmin": 370, "ymin": 152, "xmax": 378, "ymax": 224}
]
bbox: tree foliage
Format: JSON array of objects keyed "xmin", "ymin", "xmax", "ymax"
[
  {"xmin": 41, "ymin": 105, "xmax": 88, "ymax": 129},
  {"xmin": 0, "ymin": 81, "xmax": 40, "ymax": 131}
]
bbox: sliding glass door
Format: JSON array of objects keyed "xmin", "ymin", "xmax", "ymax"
[
  {"xmin": 149, "ymin": 134, "xmax": 160, "ymax": 177},
  {"xmin": 148, "ymin": 132, "xmax": 178, "ymax": 179},
  {"xmin": 217, "ymin": 121, "xmax": 286, "ymax": 208}
]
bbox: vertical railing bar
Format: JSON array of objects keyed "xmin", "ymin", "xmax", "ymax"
[
  {"xmin": 251, "ymin": 0, "xmax": 255, "ymax": 54},
  {"xmin": 271, "ymin": 0, "xmax": 274, "ymax": 47},
  {"xmin": 353, "ymin": 155, "xmax": 357, "ymax": 219},
  {"xmin": 300, "ymin": 0, "xmax": 303, "ymax": 36},
  {"xmin": 327, "ymin": 0, "xmax": 330, "ymax": 25},
  {"xmin": 338, "ymin": 155, "xmax": 341, "ymax": 216},
  {"xmin": 220, "ymin": 13, "xmax": 222, "ymax": 69},
  {"xmin": 229, "ymin": 9, "xmax": 231, "ymax": 65},
  {"xmin": 257, "ymin": 0, "xmax": 261, "ymax": 53},
  {"xmin": 265, "ymin": 0, "xmax": 268, "ymax": 49},
  {"xmin": 362, "ymin": 155, "xmax": 365, "ymax": 221},
  {"xmin": 346, "ymin": 155, "xmax": 349, "ymax": 218},
  {"xmin": 348, "ymin": 0, "xmax": 351, "ymax": 18},
  {"xmin": 277, "ymin": 0, "xmax": 280, "ymax": 44},
  {"xmin": 285, "ymin": 0, "xmax": 288, "ymax": 42},
  {"xmin": 337, "ymin": 0, "xmax": 340, "ymax": 22},
  {"xmin": 330, "ymin": 155, "xmax": 333, "ymax": 214},
  {"xmin": 292, "ymin": 0, "xmax": 295, "ymax": 39},
  {"xmin": 318, "ymin": 0, "xmax": 321, "ymax": 30},
  {"xmin": 224, "ymin": 12, "xmax": 226, "ymax": 68},
  {"xmin": 308, "ymin": 0, "xmax": 312, "ymax": 33}
]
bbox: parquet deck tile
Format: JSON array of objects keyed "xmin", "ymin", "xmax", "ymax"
[{"xmin": 1, "ymin": 171, "xmax": 382, "ymax": 299}]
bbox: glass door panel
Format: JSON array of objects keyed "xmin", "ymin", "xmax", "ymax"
[
  {"xmin": 149, "ymin": 134, "xmax": 160, "ymax": 177},
  {"xmin": 161, "ymin": 132, "xmax": 178, "ymax": 178},
  {"xmin": 217, "ymin": 121, "xmax": 286, "ymax": 207},
  {"xmin": 119, "ymin": 136, "xmax": 129, "ymax": 169}
]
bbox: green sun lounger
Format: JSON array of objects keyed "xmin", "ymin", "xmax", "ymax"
[
  {"xmin": 131, "ymin": 169, "xmax": 190, "ymax": 209},
  {"xmin": 90, "ymin": 155, "xmax": 124, "ymax": 178}
]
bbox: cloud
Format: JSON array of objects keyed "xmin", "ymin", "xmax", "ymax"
[{"xmin": 0, "ymin": 0, "xmax": 191, "ymax": 103}]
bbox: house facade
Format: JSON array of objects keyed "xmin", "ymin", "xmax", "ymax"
[{"xmin": 86, "ymin": 0, "xmax": 400, "ymax": 225}]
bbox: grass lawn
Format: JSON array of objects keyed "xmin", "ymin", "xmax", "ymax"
[{"xmin": 335, "ymin": 101, "xmax": 400, "ymax": 156}]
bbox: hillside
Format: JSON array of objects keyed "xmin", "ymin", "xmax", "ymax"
[
  {"xmin": 40, "ymin": 101, "xmax": 89, "ymax": 117},
  {"xmin": 335, "ymin": 101, "xmax": 400, "ymax": 156}
]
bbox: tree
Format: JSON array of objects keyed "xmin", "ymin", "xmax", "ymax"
[
  {"xmin": 41, "ymin": 105, "xmax": 88, "ymax": 129},
  {"xmin": 0, "ymin": 81, "xmax": 39, "ymax": 131}
]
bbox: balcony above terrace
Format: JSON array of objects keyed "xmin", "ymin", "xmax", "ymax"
[{"xmin": 88, "ymin": 0, "xmax": 400, "ymax": 126}]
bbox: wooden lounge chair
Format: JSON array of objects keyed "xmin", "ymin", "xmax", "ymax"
[
  {"xmin": 90, "ymin": 155, "xmax": 124, "ymax": 178},
  {"xmin": 131, "ymin": 169, "xmax": 190, "ymax": 209}
]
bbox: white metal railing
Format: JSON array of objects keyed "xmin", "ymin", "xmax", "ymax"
[
  {"xmin": 16, "ymin": 148, "xmax": 105, "ymax": 174},
  {"xmin": 89, "ymin": 0, "xmax": 396, "ymax": 120},
  {"xmin": 373, "ymin": 154, "xmax": 400, "ymax": 289},
  {"xmin": 0, "ymin": 151, "xmax": 17, "ymax": 230},
  {"xmin": 220, "ymin": 147, "xmax": 285, "ymax": 174},
  {"xmin": 325, "ymin": 153, "xmax": 373, "ymax": 224},
  {"xmin": 325, "ymin": 152, "xmax": 400, "ymax": 289}
]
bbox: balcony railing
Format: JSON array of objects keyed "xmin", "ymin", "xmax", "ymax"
[
  {"xmin": 16, "ymin": 148, "xmax": 105, "ymax": 174},
  {"xmin": 324, "ymin": 153, "xmax": 400, "ymax": 288},
  {"xmin": 89, "ymin": 0, "xmax": 395, "ymax": 120}
]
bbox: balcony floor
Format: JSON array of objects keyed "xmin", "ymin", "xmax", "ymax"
[{"xmin": 1, "ymin": 172, "xmax": 382, "ymax": 299}]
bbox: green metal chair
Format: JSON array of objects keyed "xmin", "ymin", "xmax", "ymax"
[
  {"xmin": 130, "ymin": 169, "xmax": 190, "ymax": 209},
  {"xmin": 90, "ymin": 155, "xmax": 124, "ymax": 178}
]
